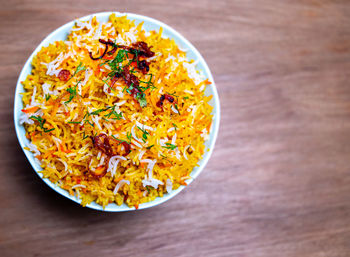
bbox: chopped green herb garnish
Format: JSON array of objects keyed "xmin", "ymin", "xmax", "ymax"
[
  {"xmin": 99, "ymin": 59, "xmax": 110, "ymax": 67},
  {"xmin": 125, "ymin": 83, "xmax": 134, "ymax": 94},
  {"xmin": 89, "ymin": 107, "xmax": 110, "ymax": 116},
  {"xmin": 129, "ymin": 67, "xmax": 136, "ymax": 74},
  {"xmin": 137, "ymin": 126, "xmax": 150, "ymax": 142},
  {"xmin": 127, "ymin": 132, "xmax": 132, "ymax": 142},
  {"xmin": 183, "ymin": 96, "xmax": 189, "ymax": 100},
  {"xmin": 139, "ymin": 74, "xmax": 156, "ymax": 91},
  {"xmin": 159, "ymin": 154, "xmax": 172, "ymax": 164},
  {"xmin": 135, "ymin": 50, "xmax": 139, "ymax": 66},
  {"xmin": 160, "ymin": 154, "xmax": 172, "ymax": 163},
  {"xmin": 82, "ymin": 132, "xmax": 89, "ymax": 140},
  {"xmin": 136, "ymin": 93, "xmax": 147, "ymax": 108},
  {"xmin": 174, "ymin": 103, "xmax": 180, "ymax": 114},
  {"xmin": 166, "ymin": 92, "xmax": 178, "ymax": 98},
  {"xmin": 68, "ymin": 121, "xmax": 81, "ymax": 124},
  {"xmin": 104, "ymin": 106, "xmax": 122, "ymax": 120},
  {"xmin": 101, "ymin": 47, "xmax": 155, "ymax": 108},
  {"xmin": 108, "ymin": 49, "xmax": 128, "ymax": 73},
  {"xmin": 112, "ymin": 134, "xmax": 131, "ymax": 144},
  {"xmin": 146, "ymin": 144, "xmax": 154, "ymax": 150},
  {"xmin": 115, "ymin": 49, "xmax": 128, "ymax": 64},
  {"xmin": 162, "ymin": 143, "xmax": 177, "ymax": 150},
  {"xmin": 112, "ymin": 135, "xmax": 126, "ymax": 142},
  {"xmin": 45, "ymin": 94, "xmax": 51, "ymax": 101},
  {"xmin": 107, "ymin": 71, "xmax": 118, "ymax": 78},
  {"xmin": 44, "ymin": 128, "xmax": 55, "ymax": 132},
  {"xmin": 83, "ymin": 108, "xmax": 89, "ymax": 120},
  {"xmin": 102, "ymin": 78, "xmax": 115, "ymax": 92},
  {"xmin": 70, "ymin": 62, "xmax": 86, "ymax": 80},
  {"xmin": 29, "ymin": 116, "xmax": 44, "ymax": 125},
  {"xmin": 88, "ymin": 106, "xmax": 122, "ymax": 120},
  {"xmin": 86, "ymin": 120, "xmax": 94, "ymax": 127},
  {"xmin": 172, "ymin": 123, "xmax": 177, "ymax": 131},
  {"xmin": 29, "ymin": 115, "xmax": 54, "ymax": 133},
  {"xmin": 65, "ymin": 81, "xmax": 80, "ymax": 104}
]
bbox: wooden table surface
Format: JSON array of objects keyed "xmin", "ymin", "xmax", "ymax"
[{"xmin": 1, "ymin": 0, "xmax": 350, "ymax": 256}]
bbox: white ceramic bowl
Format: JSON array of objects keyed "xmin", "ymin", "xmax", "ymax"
[{"xmin": 14, "ymin": 12, "xmax": 220, "ymax": 212}]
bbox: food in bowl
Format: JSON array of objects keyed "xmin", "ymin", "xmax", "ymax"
[{"xmin": 19, "ymin": 13, "xmax": 213, "ymax": 209}]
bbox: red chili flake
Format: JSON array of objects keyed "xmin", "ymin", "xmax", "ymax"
[{"xmin": 58, "ymin": 69, "xmax": 71, "ymax": 81}]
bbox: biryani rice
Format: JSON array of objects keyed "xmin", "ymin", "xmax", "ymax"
[{"xmin": 20, "ymin": 14, "xmax": 213, "ymax": 208}]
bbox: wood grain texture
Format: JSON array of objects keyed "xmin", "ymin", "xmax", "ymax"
[{"xmin": 1, "ymin": 0, "xmax": 350, "ymax": 256}]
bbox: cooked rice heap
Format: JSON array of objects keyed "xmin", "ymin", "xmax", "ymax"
[{"xmin": 20, "ymin": 14, "xmax": 213, "ymax": 208}]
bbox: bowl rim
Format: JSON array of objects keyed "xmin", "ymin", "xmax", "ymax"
[{"xmin": 13, "ymin": 11, "xmax": 220, "ymax": 212}]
